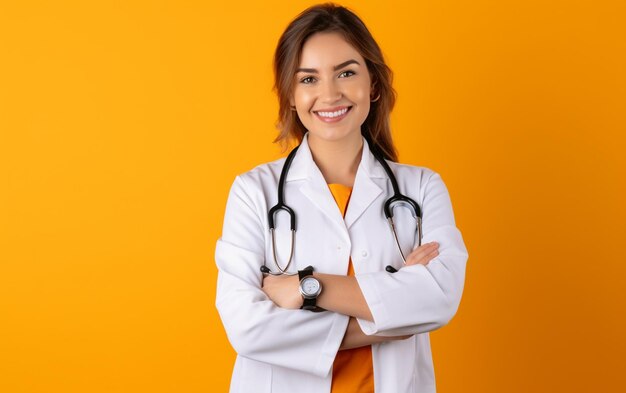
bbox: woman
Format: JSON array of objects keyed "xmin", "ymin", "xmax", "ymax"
[{"xmin": 215, "ymin": 3, "xmax": 468, "ymax": 393}]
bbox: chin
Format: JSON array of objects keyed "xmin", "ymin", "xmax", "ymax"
[
  {"xmin": 309, "ymin": 133, "xmax": 349, "ymax": 144},
  {"xmin": 307, "ymin": 127, "xmax": 360, "ymax": 144}
]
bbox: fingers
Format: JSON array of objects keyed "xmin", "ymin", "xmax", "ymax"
[{"xmin": 405, "ymin": 242, "xmax": 439, "ymax": 266}]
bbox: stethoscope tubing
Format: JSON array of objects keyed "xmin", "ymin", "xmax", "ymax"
[{"xmin": 262, "ymin": 141, "xmax": 422, "ymax": 275}]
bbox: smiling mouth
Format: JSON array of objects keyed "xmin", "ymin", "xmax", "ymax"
[{"xmin": 314, "ymin": 106, "xmax": 352, "ymax": 121}]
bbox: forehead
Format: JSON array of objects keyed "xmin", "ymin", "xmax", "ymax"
[{"xmin": 299, "ymin": 32, "xmax": 364, "ymax": 67}]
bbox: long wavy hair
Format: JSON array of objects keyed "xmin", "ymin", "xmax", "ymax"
[{"xmin": 273, "ymin": 3, "xmax": 398, "ymax": 161}]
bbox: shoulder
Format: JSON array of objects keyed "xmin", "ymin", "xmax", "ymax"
[
  {"xmin": 385, "ymin": 160, "xmax": 439, "ymax": 185},
  {"xmin": 381, "ymin": 160, "xmax": 453, "ymax": 206},
  {"xmin": 225, "ymin": 157, "xmax": 286, "ymax": 210},
  {"xmin": 232, "ymin": 157, "xmax": 285, "ymax": 190}
]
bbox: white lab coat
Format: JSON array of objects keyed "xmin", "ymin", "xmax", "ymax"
[{"xmin": 215, "ymin": 133, "xmax": 468, "ymax": 393}]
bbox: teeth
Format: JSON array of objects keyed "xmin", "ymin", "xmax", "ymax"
[{"xmin": 317, "ymin": 107, "xmax": 349, "ymax": 118}]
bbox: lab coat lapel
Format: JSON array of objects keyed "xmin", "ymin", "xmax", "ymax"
[
  {"xmin": 344, "ymin": 139, "xmax": 385, "ymax": 229},
  {"xmin": 298, "ymin": 176, "xmax": 347, "ymax": 233},
  {"xmin": 285, "ymin": 134, "xmax": 387, "ymax": 233},
  {"xmin": 286, "ymin": 134, "xmax": 348, "ymax": 235}
]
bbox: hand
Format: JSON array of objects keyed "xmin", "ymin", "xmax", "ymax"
[
  {"xmin": 404, "ymin": 242, "xmax": 439, "ymax": 267},
  {"xmin": 262, "ymin": 274, "xmax": 302, "ymax": 309}
]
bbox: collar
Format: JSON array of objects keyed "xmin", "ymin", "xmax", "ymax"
[{"xmin": 285, "ymin": 132, "xmax": 387, "ymax": 182}]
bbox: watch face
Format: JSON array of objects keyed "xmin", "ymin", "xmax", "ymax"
[{"xmin": 301, "ymin": 277, "xmax": 320, "ymax": 296}]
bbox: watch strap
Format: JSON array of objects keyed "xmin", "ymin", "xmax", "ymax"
[
  {"xmin": 302, "ymin": 297, "xmax": 317, "ymax": 310},
  {"xmin": 302, "ymin": 298, "xmax": 325, "ymax": 313},
  {"xmin": 298, "ymin": 265, "xmax": 314, "ymax": 280}
]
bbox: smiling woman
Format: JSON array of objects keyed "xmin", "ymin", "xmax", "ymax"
[
  {"xmin": 215, "ymin": 3, "xmax": 468, "ymax": 393},
  {"xmin": 272, "ymin": 4, "xmax": 398, "ymax": 164},
  {"xmin": 291, "ymin": 33, "xmax": 372, "ymax": 154}
]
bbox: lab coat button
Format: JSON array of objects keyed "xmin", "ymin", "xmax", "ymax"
[{"xmin": 361, "ymin": 250, "xmax": 368, "ymax": 258}]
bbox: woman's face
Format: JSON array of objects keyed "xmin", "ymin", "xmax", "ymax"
[{"xmin": 290, "ymin": 32, "xmax": 372, "ymax": 146}]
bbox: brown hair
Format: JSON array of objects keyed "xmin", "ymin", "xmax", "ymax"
[{"xmin": 272, "ymin": 2, "xmax": 398, "ymax": 161}]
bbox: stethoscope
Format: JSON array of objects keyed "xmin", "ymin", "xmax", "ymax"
[{"xmin": 260, "ymin": 141, "xmax": 422, "ymax": 276}]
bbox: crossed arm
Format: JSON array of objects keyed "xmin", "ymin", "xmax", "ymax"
[{"xmin": 262, "ymin": 241, "xmax": 440, "ymax": 350}]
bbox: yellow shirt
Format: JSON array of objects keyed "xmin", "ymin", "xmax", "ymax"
[{"xmin": 327, "ymin": 183, "xmax": 375, "ymax": 393}]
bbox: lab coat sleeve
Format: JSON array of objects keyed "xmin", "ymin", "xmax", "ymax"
[
  {"xmin": 355, "ymin": 171, "xmax": 468, "ymax": 336},
  {"xmin": 215, "ymin": 175, "xmax": 349, "ymax": 378}
]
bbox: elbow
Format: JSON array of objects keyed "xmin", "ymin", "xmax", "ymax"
[
  {"xmin": 420, "ymin": 304, "xmax": 455, "ymax": 333},
  {"xmin": 417, "ymin": 292, "xmax": 462, "ymax": 333},
  {"xmin": 218, "ymin": 316, "xmax": 265, "ymax": 359},
  {"xmin": 435, "ymin": 257, "xmax": 467, "ymax": 329},
  {"xmin": 439, "ymin": 303, "xmax": 457, "ymax": 329},
  {"xmin": 436, "ymin": 293, "xmax": 463, "ymax": 329},
  {"xmin": 215, "ymin": 300, "xmax": 263, "ymax": 359},
  {"xmin": 226, "ymin": 331, "xmax": 256, "ymax": 359}
]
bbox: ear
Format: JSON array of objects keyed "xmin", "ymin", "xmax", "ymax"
[{"xmin": 370, "ymin": 78, "xmax": 378, "ymax": 96}]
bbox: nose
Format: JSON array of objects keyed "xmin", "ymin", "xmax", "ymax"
[{"xmin": 319, "ymin": 79, "xmax": 342, "ymax": 103}]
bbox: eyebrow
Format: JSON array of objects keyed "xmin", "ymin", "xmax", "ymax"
[{"xmin": 296, "ymin": 59, "xmax": 361, "ymax": 74}]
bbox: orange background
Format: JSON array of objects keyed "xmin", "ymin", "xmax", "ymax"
[{"xmin": 1, "ymin": 0, "xmax": 625, "ymax": 392}]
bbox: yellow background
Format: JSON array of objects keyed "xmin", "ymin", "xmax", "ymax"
[{"xmin": 1, "ymin": 0, "xmax": 625, "ymax": 392}]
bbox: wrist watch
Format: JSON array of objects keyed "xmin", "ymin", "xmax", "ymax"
[{"xmin": 298, "ymin": 266, "xmax": 323, "ymax": 312}]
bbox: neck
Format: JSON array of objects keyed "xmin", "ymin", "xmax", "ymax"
[{"xmin": 307, "ymin": 133, "xmax": 364, "ymax": 187}]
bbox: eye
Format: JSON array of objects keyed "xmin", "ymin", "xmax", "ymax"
[
  {"xmin": 338, "ymin": 70, "xmax": 355, "ymax": 78},
  {"xmin": 299, "ymin": 76, "xmax": 316, "ymax": 84}
]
